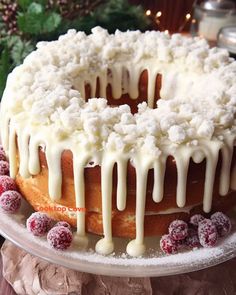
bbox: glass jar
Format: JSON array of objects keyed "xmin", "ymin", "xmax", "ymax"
[
  {"xmin": 217, "ymin": 26, "xmax": 236, "ymax": 57},
  {"xmin": 191, "ymin": 0, "xmax": 236, "ymax": 42}
]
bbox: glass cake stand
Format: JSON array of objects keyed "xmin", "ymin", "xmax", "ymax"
[{"xmin": 0, "ymin": 200, "xmax": 236, "ymax": 277}]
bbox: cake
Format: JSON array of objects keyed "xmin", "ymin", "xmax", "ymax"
[{"xmin": 1, "ymin": 27, "xmax": 236, "ymax": 257}]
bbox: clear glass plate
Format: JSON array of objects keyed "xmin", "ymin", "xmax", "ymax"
[{"xmin": 1, "ymin": 200, "xmax": 236, "ymax": 277}]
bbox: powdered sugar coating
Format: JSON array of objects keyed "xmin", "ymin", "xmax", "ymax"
[
  {"xmin": 169, "ymin": 220, "xmax": 188, "ymax": 241},
  {"xmin": 198, "ymin": 219, "xmax": 218, "ymax": 248},
  {"xmin": 0, "ymin": 190, "xmax": 21, "ymax": 213},
  {"xmin": 0, "ymin": 146, "xmax": 6, "ymax": 161},
  {"xmin": 54, "ymin": 221, "xmax": 71, "ymax": 230},
  {"xmin": 27, "ymin": 212, "xmax": 53, "ymax": 236},
  {"xmin": 47, "ymin": 225, "xmax": 73, "ymax": 250},
  {"xmin": 185, "ymin": 228, "xmax": 201, "ymax": 248},
  {"xmin": 0, "ymin": 161, "xmax": 9, "ymax": 176},
  {"xmin": 160, "ymin": 234, "xmax": 178, "ymax": 254},
  {"xmin": 189, "ymin": 214, "xmax": 205, "ymax": 228},
  {"xmin": 0, "ymin": 176, "xmax": 17, "ymax": 195},
  {"xmin": 211, "ymin": 212, "xmax": 231, "ymax": 237}
]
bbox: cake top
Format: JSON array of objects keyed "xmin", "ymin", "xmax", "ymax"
[{"xmin": 2, "ymin": 27, "xmax": 236, "ymax": 157}]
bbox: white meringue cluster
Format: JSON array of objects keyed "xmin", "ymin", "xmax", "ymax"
[{"xmin": 2, "ymin": 27, "xmax": 236, "ymax": 157}]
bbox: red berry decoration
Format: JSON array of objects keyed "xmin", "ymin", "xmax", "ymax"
[
  {"xmin": 0, "ymin": 190, "xmax": 21, "ymax": 213},
  {"xmin": 27, "ymin": 212, "xmax": 52, "ymax": 236},
  {"xmin": 185, "ymin": 228, "xmax": 201, "ymax": 248},
  {"xmin": 189, "ymin": 214, "xmax": 205, "ymax": 228},
  {"xmin": 198, "ymin": 219, "xmax": 218, "ymax": 248},
  {"xmin": 47, "ymin": 226, "xmax": 73, "ymax": 250},
  {"xmin": 169, "ymin": 220, "xmax": 188, "ymax": 241},
  {"xmin": 160, "ymin": 234, "xmax": 178, "ymax": 254},
  {"xmin": 0, "ymin": 161, "xmax": 9, "ymax": 176},
  {"xmin": 0, "ymin": 146, "xmax": 6, "ymax": 161},
  {"xmin": 54, "ymin": 221, "xmax": 71, "ymax": 230},
  {"xmin": 211, "ymin": 212, "xmax": 231, "ymax": 237},
  {"xmin": 0, "ymin": 175, "xmax": 17, "ymax": 195}
]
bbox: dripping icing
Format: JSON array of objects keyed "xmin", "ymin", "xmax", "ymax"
[
  {"xmin": 1, "ymin": 67, "xmax": 236, "ymax": 256},
  {"xmin": 0, "ymin": 29, "xmax": 236, "ymax": 257}
]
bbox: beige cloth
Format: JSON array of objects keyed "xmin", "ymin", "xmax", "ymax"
[
  {"xmin": 2, "ymin": 240, "xmax": 236, "ymax": 295},
  {"xmin": 1, "ymin": 240, "xmax": 151, "ymax": 295}
]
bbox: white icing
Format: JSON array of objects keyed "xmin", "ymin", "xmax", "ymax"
[
  {"xmin": 146, "ymin": 204, "xmax": 200, "ymax": 215},
  {"xmin": 73, "ymin": 152, "xmax": 89, "ymax": 249},
  {"xmin": 1, "ymin": 27, "xmax": 236, "ymax": 257}
]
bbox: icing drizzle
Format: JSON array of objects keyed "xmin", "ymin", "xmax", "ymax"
[
  {"xmin": 2, "ymin": 67, "xmax": 236, "ymax": 257},
  {"xmin": 1, "ymin": 29, "xmax": 236, "ymax": 257}
]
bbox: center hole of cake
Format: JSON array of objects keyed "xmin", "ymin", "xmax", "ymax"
[{"xmin": 84, "ymin": 69, "xmax": 162, "ymax": 114}]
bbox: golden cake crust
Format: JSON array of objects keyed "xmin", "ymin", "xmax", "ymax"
[{"xmin": 15, "ymin": 148, "xmax": 236, "ymax": 238}]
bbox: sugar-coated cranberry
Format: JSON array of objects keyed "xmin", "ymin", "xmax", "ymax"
[
  {"xmin": 0, "ymin": 146, "xmax": 6, "ymax": 161},
  {"xmin": 0, "ymin": 190, "xmax": 21, "ymax": 213},
  {"xmin": 47, "ymin": 226, "xmax": 73, "ymax": 250},
  {"xmin": 198, "ymin": 219, "xmax": 218, "ymax": 248},
  {"xmin": 0, "ymin": 161, "xmax": 9, "ymax": 176},
  {"xmin": 185, "ymin": 228, "xmax": 201, "ymax": 248},
  {"xmin": 27, "ymin": 212, "xmax": 52, "ymax": 236},
  {"xmin": 0, "ymin": 176, "xmax": 17, "ymax": 195},
  {"xmin": 211, "ymin": 212, "xmax": 231, "ymax": 237},
  {"xmin": 168, "ymin": 220, "xmax": 188, "ymax": 241},
  {"xmin": 160, "ymin": 234, "xmax": 178, "ymax": 254},
  {"xmin": 54, "ymin": 221, "xmax": 71, "ymax": 230},
  {"xmin": 189, "ymin": 214, "xmax": 205, "ymax": 228}
]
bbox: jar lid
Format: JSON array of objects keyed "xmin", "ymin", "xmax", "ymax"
[
  {"xmin": 217, "ymin": 26, "xmax": 236, "ymax": 54},
  {"xmin": 200, "ymin": 0, "xmax": 235, "ymax": 13}
]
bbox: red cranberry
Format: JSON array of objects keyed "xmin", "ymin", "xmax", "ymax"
[
  {"xmin": 198, "ymin": 219, "xmax": 218, "ymax": 248},
  {"xmin": 189, "ymin": 214, "xmax": 205, "ymax": 227},
  {"xmin": 0, "ymin": 161, "xmax": 9, "ymax": 176},
  {"xmin": 169, "ymin": 220, "xmax": 188, "ymax": 241},
  {"xmin": 185, "ymin": 228, "xmax": 201, "ymax": 248},
  {"xmin": 0, "ymin": 190, "xmax": 21, "ymax": 213},
  {"xmin": 54, "ymin": 221, "xmax": 71, "ymax": 230},
  {"xmin": 0, "ymin": 146, "xmax": 6, "ymax": 161},
  {"xmin": 27, "ymin": 212, "xmax": 52, "ymax": 236},
  {"xmin": 47, "ymin": 226, "xmax": 73, "ymax": 250},
  {"xmin": 0, "ymin": 176, "xmax": 17, "ymax": 195},
  {"xmin": 211, "ymin": 212, "xmax": 231, "ymax": 237},
  {"xmin": 160, "ymin": 234, "xmax": 178, "ymax": 254}
]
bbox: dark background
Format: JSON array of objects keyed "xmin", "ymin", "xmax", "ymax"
[{"xmin": 130, "ymin": 0, "xmax": 236, "ymax": 32}]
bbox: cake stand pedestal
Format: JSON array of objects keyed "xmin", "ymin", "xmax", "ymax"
[{"xmin": 2, "ymin": 240, "xmax": 236, "ymax": 295}]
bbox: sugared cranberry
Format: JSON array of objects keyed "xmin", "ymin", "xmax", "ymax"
[
  {"xmin": 185, "ymin": 228, "xmax": 201, "ymax": 248},
  {"xmin": 47, "ymin": 226, "xmax": 73, "ymax": 250},
  {"xmin": 0, "ymin": 190, "xmax": 21, "ymax": 213},
  {"xmin": 0, "ymin": 161, "xmax": 9, "ymax": 176},
  {"xmin": 27, "ymin": 212, "xmax": 52, "ymax": 236},
  {"xmin": 169, "ymin": 220, "xmax": 188, "ymax": 241},
  {"xmin": 198, "ymin": 219, "xmax": 218, "ymax": 248},
  {"xmin": 0, "ymin": 146, "xmax": 6, "ymax": 161},
  {"xmin": 189, "ymin": 214, "xmax": 205, "ymax": 228},
  {"xmin": 160, "ymin": 234, "xmax": 178, "ymax": 254},
  {"xmin": 54, "ymin": 221, "xmax": 71, "ymax": 230},
  {"xmin": 0, "ymin": 176, "xmax": 17, "ymax": 195},
  {"xmin": 211, "ymin": 212, "xmax": 231, "ymax": 237}
]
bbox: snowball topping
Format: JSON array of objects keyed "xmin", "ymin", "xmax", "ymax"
[{"xmin": 2, "ymin": 27, "xmax": 236, "ymax": 156}]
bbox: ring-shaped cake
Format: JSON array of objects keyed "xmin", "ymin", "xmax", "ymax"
[{"xmin": 1, "ymin": 27, "xmax": 236, "ymax": 257}]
